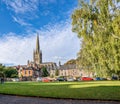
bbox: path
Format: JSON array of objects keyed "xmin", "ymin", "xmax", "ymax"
[{"xmin": 0, "ymin": 94, "xmax": 119, "ymax": 104}]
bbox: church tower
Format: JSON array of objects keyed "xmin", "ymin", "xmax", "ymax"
[{"xmin": 33, "ymin": 34, "xmax": 42, "ymax": 64}]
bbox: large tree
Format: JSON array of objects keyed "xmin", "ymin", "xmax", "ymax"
[{"xmin": 72, "ymin": 0, "xmax": 120, "ymax": 78}]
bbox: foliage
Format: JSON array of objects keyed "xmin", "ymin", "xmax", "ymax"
[
  {"xmin": 0, "ymin": 64, "xmax": 5, "ymax": 77},
  {"xmin": 0, "ymin": 72, "xmax": 5, "ymax": 77},
  {"xmin": 55, "ymin": 69, "xmax": 59, "ymax": 76},
  {"xmin": 11, "ymin": 74, "xmax": 18, "ymax": 78},
  {"xmin": 64, "ymin": 59, "xmax": 76, "ymax": 65},
  {"xmin": 4, "ymin": 67, "xmax": 18, "ymax": 78},
  {"xmin": 72, "ymin": 0, "xmax": 120, "ymax": 78},
  {"xmin": 0, "ymin": 64, "xmax": 5, "ymax": 72},
  {"xmin": 0, "ymin": 64, "xmax": 18, "ymax": 78},
  {"xmin": 41, "ymin": 67, "xmax": 49, "ymax": 77}
]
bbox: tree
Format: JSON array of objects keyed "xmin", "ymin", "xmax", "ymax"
[
  {"xmin": 0, "ymin": 72, "xmax": 5, "ymax": 78},
  {"xmin": 41, "ymin": 67, "xmax": 49, "ymax": 77},
  {"xmin": 55, "ymin": 69, "xmax": 59, "ymax": 76},
  {"xmin": 0, "ymin": 64, "xmax": 5, "ymax": 78},
  {"xmin": 4, "ymin": 67, "xmax": 18, "ymax": 78},
  {"xmin": 72, "ymin": 0, "xmax": 120, "ymax": 78},
  {"xmin": 0, "ymin": 64, "xmax": 5, "ymax": 72},
  {"xmin": 0, "ymin": 64, "xmax": 18, "ymax": 78},
  {"xmin": 64, "ymin": 59, "xmax": 76, "ymax": 65}
]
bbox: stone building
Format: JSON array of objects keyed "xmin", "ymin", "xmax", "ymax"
[
  {"xmin": 17, "ymin": 34, "xmax": 92, "ymax": 80},
  {"xmin": 58, "ymin": 64, "xmax": 80, "ymax": 78},
  {"xmin": 17, "ymin": 34, "xmax": 57, "ymax": 79},
  {"xmin": 33, "ymin": 35, "xmax": 42, "ymax": 64},
  {"xmin": 58, "ymin": 64, "xmax": 93, "ymax": 78}
]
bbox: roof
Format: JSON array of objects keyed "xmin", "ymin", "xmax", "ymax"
[
  {"xmin": 41, "ymin": 62, "xmax": 56, "ymax": 65},
  {"xmin": 59, "ymin": 64, "xmax": 77, "ymax": 70}
]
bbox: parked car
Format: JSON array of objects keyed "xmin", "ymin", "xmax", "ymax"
[
  {"xmin": 81, "ymin": 77, "xmax": 93, "ymax": 81},
  {"xmin": 95, "ymin": 77, "xmax": 101, "ymax": 80},
  {"xmin": 36, "ymin": 77, "xmax": 42, "ymax": 82},
  {"xmin": 12, "ymin": 78, "xmax": 19, "ymax": 82},
  {"xmin": 100, "ymin": 78, "xmax": 107, "ymax": 80},
  {"xmin": 48, "ymin": 78, "xmax": 56, "ymax": 82},
  {"xmin": 67, "ymin": 78, "xmax": 74, "ymax": 81},
  {"xmin": 42, "ymin": 78, "xmax": 50, "ymax": 82},
  {"xmin": 76, "ymin": 77, "xmax": 81, "ymax": 81},
  {"xmin": 56, "ymin": 77, "xmax": 66, "ymax": 81},
  {"xmin": 112, "ymin": 76, "xmax": 118, "ymax": 80}
]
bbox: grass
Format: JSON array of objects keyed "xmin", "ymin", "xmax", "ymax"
[{"xmin": 0, "ymin": 81, "xmax": 120, "ymax": 100}]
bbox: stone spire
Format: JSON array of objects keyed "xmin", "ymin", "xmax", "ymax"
[
  {"xmin": 36, "ymin": 33, "xmax": 40, "ymax": 53},
  {"xmin": 33, "ymin": 34, "xmax": 42, "ymax": 64}
]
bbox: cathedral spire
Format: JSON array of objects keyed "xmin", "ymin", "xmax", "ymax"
[
  {"xmin": 33, "ymin": 33, "xmax": 42, "ymax": 64},
  {"xmin": 36, "ymin": 33, "xmax": 40, "ymax": 53}
]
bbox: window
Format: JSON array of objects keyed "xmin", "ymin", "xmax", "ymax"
[
  {"xmin": 29, "ymin": 71, "xmax": 31, "ymax": 75},
  {"xmin": 25, "ymin": 71, "xmax": 26, "ymax": 75}
]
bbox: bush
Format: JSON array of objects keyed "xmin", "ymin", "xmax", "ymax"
[{"xmin": 11, "ymin": 74, "xmax": 18, "ymax": 78}]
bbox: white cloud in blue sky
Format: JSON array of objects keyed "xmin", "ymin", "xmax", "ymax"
[
  {"xmin": 0, "ymin": 22, "xmax": 80, "ymax": 65},
  {"xmin": 0, "ymin": 0, "xmax": 80, "ymax": 65},
  {"xmin": 12, "ymin": 16, "xmax": 32, "ymax": 26},
  {"xmin": 2, "ymin": 0, "xmax": 39, "ymax": 14}
]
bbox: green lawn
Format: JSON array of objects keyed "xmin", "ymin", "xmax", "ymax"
[{"xmin": 0, "ymin": 81, "xmax": 120, "ymax": 100}]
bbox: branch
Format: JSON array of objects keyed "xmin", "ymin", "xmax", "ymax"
[{"xmin": 112, "ymin": 33, "xmax": 120, "ymax": 39}]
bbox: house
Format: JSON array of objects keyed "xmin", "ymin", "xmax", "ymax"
[
  {"xmin": 58, "ymin": 64, "xmax": 80, "ymax": 78},
  {"xmin": 58, "ymin": 64, "xmax": 93, "ymax": 78}
]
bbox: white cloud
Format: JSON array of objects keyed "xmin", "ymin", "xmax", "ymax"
[
  {"xmin": 39, "ymin": 0, "xmax": 56, "ymax": 5},
  {"xmin": 2, "ymin": 0, "xmax": 57, "ymax": 26},
  {"xmin": 3, "ymin": 0, "xmax": 39, "ymax": 14},
  {"xmin": 0, "ymin": 22, "xmax": 80, "ymax": 65},
  {"xmin": 2, "ymin": 0, "xmax": 56, "ymax": 14},
  {"xmin": 0, "ymin": 33, "xmax": 36, "ymax": 65},
  {"xmin": 12, "ymin": 16, "xmax": 31, "ymax": 26}
]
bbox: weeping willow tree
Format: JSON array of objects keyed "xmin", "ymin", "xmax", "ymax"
[{"xmin": 72, "ymin": 0, "xmax": 120, "ymax": 78}]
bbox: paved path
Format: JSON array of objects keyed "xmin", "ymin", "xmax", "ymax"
[{"xmin": 0, "ymin": 94, "xmax": 119, "ymax": 104}]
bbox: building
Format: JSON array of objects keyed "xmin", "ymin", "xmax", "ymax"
[
  {"xmin": 17, "ymin": 34, "xmax": 57, "ymax": 79},
  {"xmin": 33, "ymin": 35, "xmax": 42, "ymax": 64},
  {"xmin": 58, "ymin": 64, "xmax": 93, "ymax": 78},
  {"xmin": 58, "ymin": 64, "xmax": 80, "ymax": 78},
  {"xmin": 17, "ymin": 34, "xmax": 92, "ymax": 80}
]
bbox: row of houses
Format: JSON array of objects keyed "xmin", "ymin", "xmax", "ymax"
[{"xmin": 16, "ymin": 63, "xmax": 93, "ymax": 80}]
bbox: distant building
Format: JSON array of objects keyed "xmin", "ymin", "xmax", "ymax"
[
  {"xmin": 58, "ymin": 64, "xmax": 93, "ymax": 78},
  {"xmin": 33, "ymin": 35, "xmax": 42, "ymax": 64},
  {"xmin": 17, "ymin": 34, "xmax": 93, "ymax": 80},
  {"xmin": 58, "ymin": 64, "xmax": 80, "ymax": 78},
  {"xmin": 17, "ymin": 34, "xmax": 57, "ymax": 79}
]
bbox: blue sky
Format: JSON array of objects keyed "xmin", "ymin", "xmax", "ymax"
[{"xmin": 0, "ymin": 0, "xmax": 80, "ymax": 65}]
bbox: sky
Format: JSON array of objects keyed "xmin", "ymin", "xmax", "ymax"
[{"xmin": 0, "ymin": 0, "xmax": 80, "ymax": 66}]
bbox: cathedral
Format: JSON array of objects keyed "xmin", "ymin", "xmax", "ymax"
[
  {"xmin": 33, "ymin": 34, "xmax": 42, "ymax": 64},
  {"xmin": 17, "ymin": 34, "xmax": 89, "ymax": 80},
  {"xmin": 17, "ymin": 34, "xmax": 57, "ymax": 79}
]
